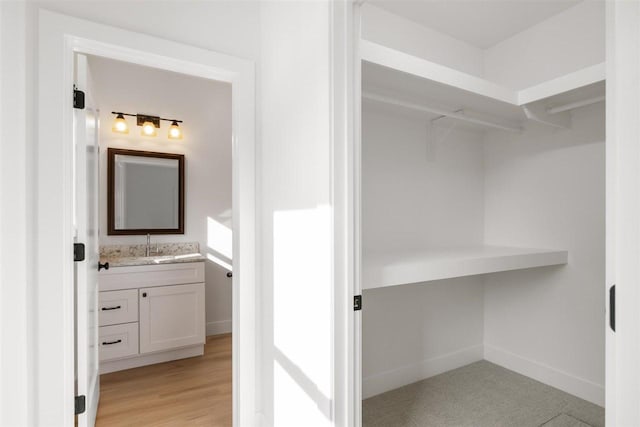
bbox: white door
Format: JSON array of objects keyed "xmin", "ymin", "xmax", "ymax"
[
  {"xmin": 139, "ymin": 283, "xmax": 205, "ymax": 353},
  {"xmin": 74, "ymin": 53, "xmax": 100, "ymax": 426}
]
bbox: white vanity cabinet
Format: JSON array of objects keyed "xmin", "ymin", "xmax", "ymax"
[
  {"xmin": 139, "ymin": 283, "xmax": 205, "ymax": 353},
  {"xmin": 98, "ymin": 261, "xmax": 205, "ymax": 374}
]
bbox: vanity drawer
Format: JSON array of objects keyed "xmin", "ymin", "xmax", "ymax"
[
  {"xmin": 99, "ymin": 323, "xmax": 139, "ymax": 361},
  {"xmin": 99, "ymin": 289, "xmax": 138, "ymax": 326},
  {"xmin": 100, "ymin": 262, "xmax": 205, "ymax": 291}
]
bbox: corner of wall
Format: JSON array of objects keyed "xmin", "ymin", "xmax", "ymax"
[
  {"xmin": 482, "ymin": 1, "xmax": 605, "ymax": 89},
  {"xmin": 360, "ymin": 3, "xmax": 484, "ymax": 77}
]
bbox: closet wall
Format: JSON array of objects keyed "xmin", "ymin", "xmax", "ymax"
[
  {"xmin": 361, "ymin": 1, "xmax": 605, "ymax": 406},
  {"xmin": 483, "ymin": 104, "xmax": 605, "ymax": 404},
  {"xmin": 362, "ymin": 108, "xmax": 486, "ymax": 397},
  {"xmin": 483, "ymin": 1, "xmax": 604, "ymax": 89}
]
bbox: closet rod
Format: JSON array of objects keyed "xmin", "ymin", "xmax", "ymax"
[
  {"xmin": 363, "ymin": 92, "xmax": 522, "ymax": 133},
  {"xmin": 546, "ymin": 95, "xmax": 605, "ymax": 114}
]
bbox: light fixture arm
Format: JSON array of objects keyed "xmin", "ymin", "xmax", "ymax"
[{"xmin": 111, "ymin": 111, "xmax": 183, "ymax": 125}]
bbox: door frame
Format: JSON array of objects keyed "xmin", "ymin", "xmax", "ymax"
[
  {"xmin": 37, "ymin": 10, "xmax": 257, "ymax": 426},
  {"xmin": 605, "ymin": 2, "xmax": 640, "ymax": 425}
]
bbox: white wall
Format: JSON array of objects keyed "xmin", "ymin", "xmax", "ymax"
[
  {"xmin": 361, "ymin": 106, "xmax": 486, "ymax": 397},
  {"xmin": 259, "ymin": 1, "xmax": 353, "ymax": 425},
  {"xmin": 0, "ymin": 1, "xmax": 32, "ymax": 425},
  {"xmin": 483, "ymin": 1, "xmax": 605, "ymax": 90},
  {"xmin": 362, "ymin": 106, "xmax": 485, "ymax": 252},
  {"xmin": 363, "ymin": 278, "xmax": 484, "ymax": 398},
  {"xmin": 483, "ymin": 105, "xmax": 606, "ymax": 405},
  {"xmin": 361, "ymin": 4, "xmax": 484, "ymax": 77},
  {"xmin": 88, "ymin": 56, "xmax": 233, "ymax": 336},
  {"xmin": 33, "ymin": 0, "xmax": 261, "ymax": 61}
]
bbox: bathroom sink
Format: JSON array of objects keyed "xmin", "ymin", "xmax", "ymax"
[
  {"xmin": 99, "ymin": 242, "xmax": 206, "ymax": 268},
  {"xmin": 149, "ymin": 253, "xmax": 204, "ymax": 263}
]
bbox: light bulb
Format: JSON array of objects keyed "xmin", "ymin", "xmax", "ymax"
[
  {"xmin": 168, "ymin": 121, "xmax": 183, "ymax": 140},
  {"xmin": 141, "ymin": 121, "xmax": 157, "ymax": 137},
  {"xmin": 111, "ymin": 113, "xmax": 129, "ymax": 134}
]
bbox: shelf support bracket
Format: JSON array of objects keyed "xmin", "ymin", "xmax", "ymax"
[{"xmin": 522, "ymin": 102, "xmax": 571, "ymax": 129}]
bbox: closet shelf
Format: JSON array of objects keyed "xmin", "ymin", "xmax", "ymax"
[
  {"xmin": 361, "ymin": 39, "xmax": 605, "ymax": 108},
  {"xmin": 517, "ymin": 63, "xmax": 606, "ymax": 105},
  {"xmin": 363, "ymin": 246, "xmax": 568, "ymax": 290}
]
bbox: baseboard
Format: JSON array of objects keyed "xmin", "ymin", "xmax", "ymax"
[
  {"xmin": 484, "ymin": 344, "xmax": 604, "ymax": 406},
  {"xmin": 362, "ymin": 344, "xmax": 484, "ymax": 399},
  {"xmin": 207, "ymin": 319, "xmax": 232, "ymax": 336},
  {"xmin": 100, "ymin": 345, "xmax": 204, "ymax": 374}
]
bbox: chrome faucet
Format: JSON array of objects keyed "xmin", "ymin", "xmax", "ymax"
[{"xmin": 145, "ymin": 234, "xmax": 158, "ymax": 257}]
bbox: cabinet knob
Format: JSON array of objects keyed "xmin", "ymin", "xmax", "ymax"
[
  {"xmin": 98, "ymin": 261, "xmax": 109, "ymax": 271},
  {"xmin": 226, "ymin": 272, "xmax": 233, "ymax": 278},
  {"xmin": 142, "ymin": 292, "xmax": 147, "ymax": 298}
]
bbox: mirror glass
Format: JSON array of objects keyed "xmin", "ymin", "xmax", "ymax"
[{"xmin": 108, "ymin": 148, "xmax": 184, "ymax": 235}]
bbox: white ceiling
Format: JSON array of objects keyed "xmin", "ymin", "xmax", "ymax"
[{"xmin": 369, "ymin": 0, "xmax": 583, "ymax": 49}]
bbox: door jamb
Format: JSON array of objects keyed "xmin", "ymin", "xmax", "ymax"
[{"xmin": 37, "ymin": 10, "xmax": 257, "ymax": 426}]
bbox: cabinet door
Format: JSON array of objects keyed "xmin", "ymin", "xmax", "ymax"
[{"xmin": 139, "ymin": 283, "xmax": 205, "ymax": 354}]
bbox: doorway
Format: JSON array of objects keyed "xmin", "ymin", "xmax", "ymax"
[
  {"xmin": 76, "ymin": 53, "xmax": 235, "ymax": 425},
  {"xmin": 37, "ymin": 11, "xmax": 256, "ymax": 426}
]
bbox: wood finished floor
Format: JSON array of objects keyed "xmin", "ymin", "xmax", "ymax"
[{"xmin": 96, "ymin": 334, "xmax": 232, "ymax": 427}]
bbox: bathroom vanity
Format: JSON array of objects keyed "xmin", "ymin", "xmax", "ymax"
[{"xmin": 98, "ymin": 243, "xmax": 206, "ymax": 374}]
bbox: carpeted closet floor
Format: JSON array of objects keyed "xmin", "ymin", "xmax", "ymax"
[{"xmin": 363, "ymin": 361, "xmax": 604, "ymax": 427}]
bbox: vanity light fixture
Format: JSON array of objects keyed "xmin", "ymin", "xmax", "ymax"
[
  {"xmin": 111, "ymin": 113, "xmax": 129, "ymax": 134},
  {"xmin": 111, "ymin": 112, "xmax": 184, "ymax": 139},
  {"xmin": 168, "ymin": 120, "xmax": 183, "ymax": 140},
  {"xmin": 141, "ymin": 120, "xmax": 158, "ymax": 137}
]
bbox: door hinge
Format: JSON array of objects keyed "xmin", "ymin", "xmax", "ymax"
[
  {"xmin": 610, "ymin": 284, "xmax": 615, "ymax": 332},
  {"xmin": 75, "ymin": 395, "xmax": 86, "ymax": 415},
  {"xmin": 73, "ymin": 85, "xmax": 85, "ymax": 109},
  {"xmin": 74, "ymin": 243, "xmax": 85, "ymax": 262},
  {"xmin": 354, "ymin": 295, "xmax": 362, "ymax": 311}
]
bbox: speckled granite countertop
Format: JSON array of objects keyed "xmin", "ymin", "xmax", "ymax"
[{"xmin": 100, "ymin": 242, "xmax": 205, "ymax": 267}]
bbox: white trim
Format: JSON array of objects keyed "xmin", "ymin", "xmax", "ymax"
[
  {"xmin": 604, "ymin": 3, "xmax": 618, "ymax": 426},
  {"xmin": 361, "ymin": 344, "xmax": 604, "ymax": 407},
  {"xmin": 206, "ymin": 320, "xmax": 232, "ymax": 336},
  {"xmin": 484, "ymin": 344, "xmax": 604, "ymax": 407},
  {"xmin": 331, "ymin": 2, "xmax": 357, "ymax": 426},
  {"xmin": 606, "ymin": 2, "xmax": 640, "ymax": 424},
  {"xmin": 353, "ymin": 3, "xmax": 364, "ymax": 426},
  {"xmin": 37, "ymin": 10, "xmax": 257, "ymax": 426},
  {"xmin": 362, "ymin": 344, "xmax": 484, "ymax": 399}
]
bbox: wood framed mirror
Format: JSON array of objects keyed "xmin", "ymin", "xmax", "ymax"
[{"xmin": 107, "ymin": 148, "xmax": 185, "ymax": 235}]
